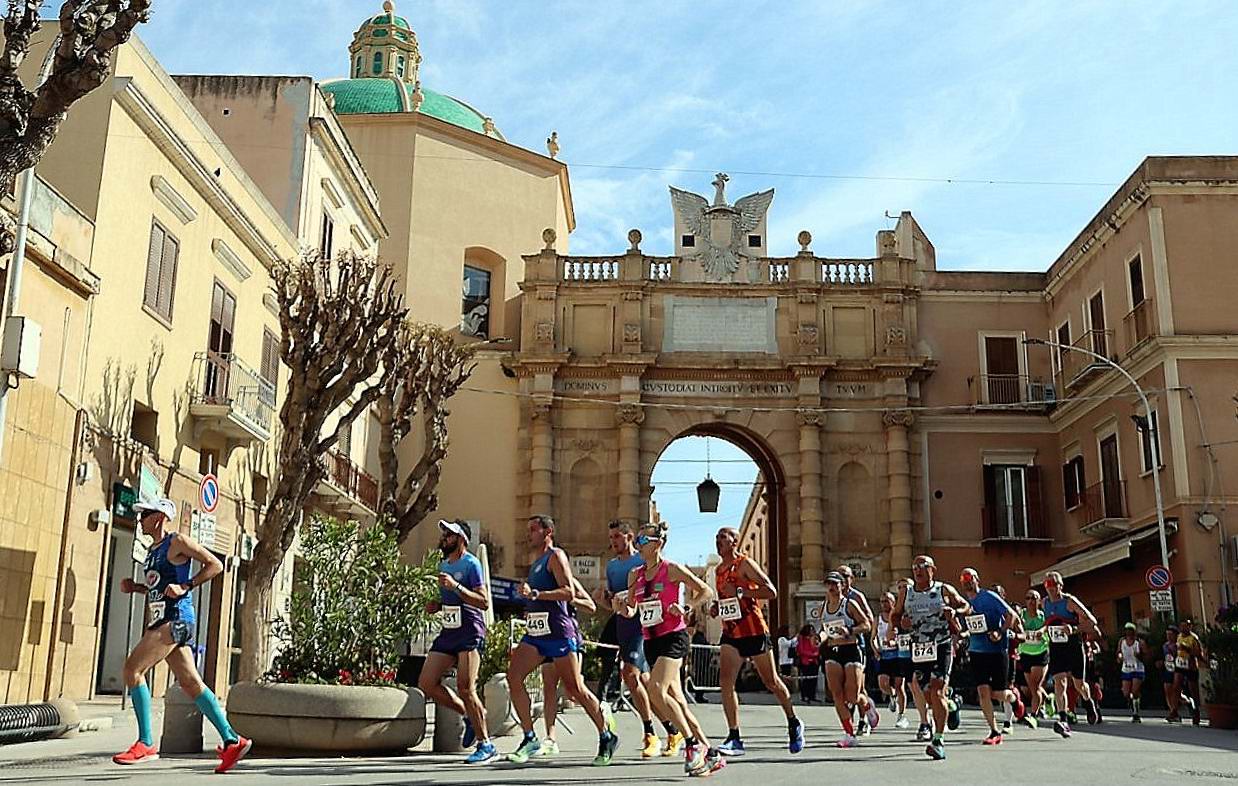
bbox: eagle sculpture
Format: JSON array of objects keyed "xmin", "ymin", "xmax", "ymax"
[{"xmin": 670, "ymin": 173, "xmax": 774, "ymax": 281}]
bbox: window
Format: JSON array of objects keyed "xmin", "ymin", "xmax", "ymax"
[
  {"xmin": 337, "ymin": 419, "xmax": 353, "ymax": 459},
  {"xmin": 319, "ymin": 211, "xmax": 334, "ymax": 259},
  {"xmin": 1137, "ymin": 409, "xmax": 1163, "ymax": 473},
  {"xmin": 143, "ymin": 220, "xmax": 180, "ymax": 322},
  {"xmin": 1063, "ymin": 455, "xmax": 1085, "ymax": 510},
  {"xmin": 131, "ymin": 403, "xmax": 158, "ymax": 450},
  {"xmin": 198, "ymin": 449, "xmax": 219, "ymax": 476},
  {"xmin": 397, "ymin": 55, "xmax": 406, "ymax": 79},
  {"xmin": 372, "ymin": 51, "xmax": 384, "ymax": 75},
  {"xmin": 983, "ymin": 464, "xmax": 1040, "ymax": 538},
  {"xmin": 1055, "ymin": 321, "xmax": 1071, "ymax": 373},
  {"xmin": 1114, "ymin": 596, "xmax": 1133, "ymax": 628},
  {"xmin": 681, "ymin": 234, "xmax": 695, "ymax": 248},
  {"xmin": 1099, "ymin": 432, "xmax": 1124, "ymax": 518},
  {"xmin": 260, "ymin": 329, "xmax": 279, "ymax": 405},
  {"xmin": 982, "ymin": 335, "xmax": 1022, "ymax": 404},
  {"xmin": 204, "ymin": 281, "xmax": 236, "ymax": 401},
  {"xmin": 355, "ymin": 55, "xmax": 362, "ymax": 77},
  {"xmin": 1128, "ymin": 254, "xmax": 1146, "ymax": 307},
  {"xmin": 1087, "ymin": 290, "xmax": 1107, "ymax": 357},
  {"xmin": 747, "ymin": 234, "xmax": 762, "ymax": 248},
  {"xmin": 461, "ymin": 265, "xmax": 491, "ymax": 338}
]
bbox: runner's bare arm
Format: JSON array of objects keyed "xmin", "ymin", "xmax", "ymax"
[
  {"xmin": 890, "ymin": 585, "xmax": 908, "ymax": 633},
  {"xmin": 738, "ymin": 558, "xmax": 778, "ymax": 600},
  {"xmin": 447, "ymin": 577, "xmax": 490, "ymax": 611},
  {"xmin": 668, "ymin": 561, "xmax": 712, "ymax": 609},
  {"xmin": 847, "ymin": 599, "xmax": 872, "ymax": 634},
  {"xmin": 540, "ymin": 549, "xmax": 579, "ymax": 603},
  {"xmin": 168, "ymin": 533, "xmax": 222, "ymax": 597},
  {"xmin": 1067, "ymin": 594, "xmax": 1101, "ymax": 638},
  {"xmin": 570, "ymin": 577, "xmax": 596, "ymax": 613}
]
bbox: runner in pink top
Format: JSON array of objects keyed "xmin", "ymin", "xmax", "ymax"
[{"xmin": 634, "ymin": 559, "xmax": 688, "ymax": 640}]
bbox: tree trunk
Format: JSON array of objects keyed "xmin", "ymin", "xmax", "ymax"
[{"xmin": 237, "ymin": 547, "xmax": 279, "ymax": 682}]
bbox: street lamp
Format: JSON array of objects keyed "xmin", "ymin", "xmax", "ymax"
[{"xmin": 1023, "ymin": 338, "xmax": 1171, "ymax": 577}]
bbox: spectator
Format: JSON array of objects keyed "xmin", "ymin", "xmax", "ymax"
[
  {"xmin": 776, "ymin": 624, "xmax": 796, "ymax": 680},
  {"xmin": 796, "ymin": 624, "xmax": 821, "ymax": 703}
]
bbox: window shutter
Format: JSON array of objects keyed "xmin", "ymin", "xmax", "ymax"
[
  {"xmin": 1026, "ymin": 466, "xmax": 1044, "ymax": 537},
  {"xmin": 1062, "ymin": 462, "xmax": 1076, "ymax": 509},
  {"xmin": 157, "ymin": 232, "xmax": 179, "ymax": 319},
  {"xmin": 261, "ymin": 331, "xmax": 279, "ymax": 384},
  {"xmin": 982, "ymin": 465, "xmax": 997, "ymax": 536},
  {"xmin": 144, "ymin": 222, "xmax": 165, "ymax": 310}
]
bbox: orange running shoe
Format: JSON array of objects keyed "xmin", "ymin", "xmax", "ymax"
[
  {"xmin": 113, "ymin": 740, "xmax": 159, "ymax": 765},
  {"xmin": 215, "ymin": 736, "xmax": 252, "ymax": 774}
]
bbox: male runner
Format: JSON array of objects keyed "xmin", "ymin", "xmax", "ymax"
[
  {"xmin": 113, "ymin": 498, "xmax": 250, "ymax": 773},
  {"xmin": 595, "ymin": 520, "xmax": 676, "ymax": 758},
  {"xmin": 890, "ymin": 555, "xmax": 969, "ymax": 761},
  {"xmin": 1117, "ymin": 622, "xmax": 1146, "ymax": 723},
  {"xmin": 837, "ymin": 564, "xmax": 877, "ymax": 735},
  {"xmin": 959, "ymin": 568, "xmax": 1024, "ymax": 745},
  {"xmin": 1042, "ymin": 571, "xmax": 1102, "ymax": 737},
  {"xmin": 709, "ymin": 527, "xmax": 804, "ymax": 756},
  {"xmin": 540, "ymin": 575, "xmax": 596, "ymax": 757},
  {"xmin": 506, "ymin": 515, "xmax": 619, "ymax": 766},
  {"xmin": 1170, "ymin": 618, "xmax": 1206, "ymax": 725},
  {"xmin": 875, "ymin": 590, "xmax": 910, "ymax": 729},
  {"xmin": 420, "ymin": 520, "xmax": 495, "ymax": 763}
]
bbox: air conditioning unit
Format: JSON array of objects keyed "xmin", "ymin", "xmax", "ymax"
[{"xmin": 1027, "ymin": 382, "xmax": 1057, "ymax": 405}]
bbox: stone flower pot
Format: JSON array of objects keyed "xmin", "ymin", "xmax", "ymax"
[
  {"xmin": 1206, "ymin": 702, "xmax": 1238, "ymax": 730},
  {"xmin": 483, "ymin": 673, "xmax": 518, "ymax": 736},
  {"xmin": 227, "ymin": 681, "xmax": 426, "ymax": 753}
]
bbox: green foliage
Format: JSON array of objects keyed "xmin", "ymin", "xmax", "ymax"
[
  {"xmin": 1204, "ymin": 604, "xmax": 1238, "ymax": 705},
  {"xmin": 266, "ymin": 515, "xmax": 439, "ymax": 686},
  {"xmin": 478, "ymin": 616, "xmax": 525, "ymax": 688}
]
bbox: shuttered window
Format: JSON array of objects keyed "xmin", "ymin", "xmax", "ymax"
[
  {"xmin": 260, "ymin": 329, "xmax": 279, "ymax": 405},
  {"xmin": 1062, "ymin": 455, "xmax": 1085, "ymax": 510},
  {"xmin": 143, "ymin": 220, "xmax": 179, "ymax": 322},
  {"xmin": 320, "ymin": 211, "xmax": 334, "ymax": 259}
]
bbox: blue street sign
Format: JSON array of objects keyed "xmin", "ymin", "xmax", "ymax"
[
  {"xmin": 489, "ymin": 576, "xmax": 521, "ymax": 603},
  {"xmin": 1146, "ymin": 565, "xmax": 1172, "ymax": 590},
  {"xmin": 200, "ymin": 473, "xmax": 219, "ymax": 513}
]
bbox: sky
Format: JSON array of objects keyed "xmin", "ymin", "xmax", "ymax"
[
  {"xmin": 138, "ymin": 2, "xmax": 1237, "ymax": 562},
  {"xmin": 650, "ymin": 437, "xmax": 760, "ymax": 565}
]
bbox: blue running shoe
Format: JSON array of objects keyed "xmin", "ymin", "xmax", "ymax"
[
  {"xmin": 789, "ymin": 718, "xmax": 805, "ymax": 754},
  {"xmin": 466, "ymin": 741, "xmax": 498, "ymax": 764},
  {"xmin": 716, "ymin": 738, "xmax": 745, "ymax": 757},
  {"xmin": 926, "ymin": 736, "xmax": 946, "ymax": 761},
  {"xmin": 461, "ymin": 718, "xmax": 476, "ymax": 749}
]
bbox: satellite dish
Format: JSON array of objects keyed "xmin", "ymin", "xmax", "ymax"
[{"xmin": 1197, "ymin": 511, "xmax": 1220, "ymax": 531}]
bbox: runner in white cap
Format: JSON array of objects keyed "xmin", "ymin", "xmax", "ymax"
[{"xmin": 1117, "ymin": 622, "xmax": 1146, "ymax": 723}]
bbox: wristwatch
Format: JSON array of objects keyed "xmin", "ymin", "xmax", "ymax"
[{"xmin": 530, "ymin": 589, "xmax": 540, "ymax": 601}]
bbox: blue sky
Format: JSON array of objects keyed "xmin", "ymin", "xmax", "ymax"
[
  {"xmin": 140, "ymin": 2, "xmax": 1236, "ymax": 562},
  {"xmin": 650, "ymin": 437, "xmax": 759, "ymax": 565}
]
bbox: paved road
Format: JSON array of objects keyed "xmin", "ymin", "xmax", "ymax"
[{"xmin": 2, "ymin": 700, "xmax": 1236, "ymax": 784}]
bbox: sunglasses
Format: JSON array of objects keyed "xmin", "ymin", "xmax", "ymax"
[{"xmin": 635, "ymin": 534, "xmax": 657, "ymax": 547}]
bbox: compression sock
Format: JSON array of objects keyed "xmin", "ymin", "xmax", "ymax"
[
  {"xmin": 194, "ymin": 688, "xmax": 239, "ymax": 744},
  {"xmin": 662, "ymin": 720, "xmax": 679, "ymax": 735},
  {"xmin": 643, "ymin": 720, "xmax": 655, "ymax": 736},
  {"xmin": 727, "ymin": 727, "xmax": 740, "ymax": 741},
  {"xmin": 130, "ymin": 682, "xmax": 154, "ymax": 746}
]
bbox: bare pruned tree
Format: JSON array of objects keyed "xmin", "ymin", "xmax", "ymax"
[
  {"xmin": 238, "ymin": 250, "xmax": 407, "ymax": 681},
  {"xmin": 376, "ymin": 322, "xmax": 478, "ymax": 544},
  {"xmin": 0, "ymin": 1, "xmax": 151, "ymax": 251}
]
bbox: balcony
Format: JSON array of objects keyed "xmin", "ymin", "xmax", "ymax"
[
  {"xmin": 190, "ymin": 352, "xmax": 274, "ymax": 449},
  {"xmin": 1073, "ymin": 480, "xmax": 1130, "ymax": 538},
  {"xmin": 313, "ymin": 449, "xmax": 379, "ymax": 518},
  {"xmin": 1124, "ymin": 299, "xmax": 1157, "ymax": 350},
  {"xmin": 968, "ymin": 374, "xmax": 1057, "ymax": 410},
  {"xmin": 981, "ymin": 499, "xmax": 1051, "ymax": 542},
  {"xmin": 1057, "ymin": 329, "xmax": 1115, "ymax": 390}
]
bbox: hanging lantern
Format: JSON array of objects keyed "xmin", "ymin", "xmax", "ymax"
[{"xmin": 697, "ymin": 476, "xmax": 720, "ymax": 513}]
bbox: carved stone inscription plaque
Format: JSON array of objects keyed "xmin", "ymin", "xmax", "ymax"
[{"xmin": 662, "ymin": 296, "xmax": 778, "ymax": 353}]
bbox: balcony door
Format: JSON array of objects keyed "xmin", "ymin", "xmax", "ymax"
[
  {"xmin": 205, "ymin": 281, "xmax": 236, "ymax": 401},
  {"xmin": 1088, "ymin": 291, "xmax": 1107, "ymax": 357},
  {"xmin": 984, "ymin": 464, "xmax": 1036, "ymax": 538},
  {"xmin": 1099, "ymin": 434, "xmax": 1122, "ymax": 518},
  {"xmin": 983, "ymin": 336, "xmax": 1021, "ymax": 404}
]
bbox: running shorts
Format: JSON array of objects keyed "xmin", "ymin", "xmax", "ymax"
[
  {"xmin": 720, "ymin": 634, "xmax": 771, "ymax": 659},
  {"xmin": 911, "ymin": 640, "xmax": 954, "ymax": 686},
  {"xmin": 430, "ymin": 630, "xmax": 485, "ymax": 656},
  {"xmin": 1120, "ymin": 669, "xmax": 1145, "ymax": 682},
  {"xmin": 970, "ymin": 651, "xmax": 1009, "ymax": 690},
  {"xmin": 1018, "ymin": 650, "xmax": 1048, "ymax": 669},
  {"xmin": 644, "ymin": 629, "xmax": 690, "ymax": 666},
  {"xmin": 617, "ymin": 626, "xmax": 649, "ymax": 672},
  {"xmin": 522, "ymin": 635, "xmax": 579, "ymax": 661},
  {"xmin": 1048, "ymin": 640, "xmax": 1085, "ymax": 680},
  {"xmin": 823, "ymin": 643, "xmax": 864, "ymax": 668},
  {"xmin": 152, "ymin": 618, "xmax": 194, "ymax": 648}
]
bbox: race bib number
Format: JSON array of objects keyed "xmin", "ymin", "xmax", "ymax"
[
  {"xmin": 440, "ymin": 605, "xmax": 462, "ymax": 630},
  {"xmin": 1027, "ymin": 629, "xmax": 1043, "ymax": 642},
  {"xmin": 911, "ymin": 641, "xmax": 937, "ymax": 663},
  {"xmin": 965, "ymin": 614, "xmax": 988, "ymax": 635},
  {"xmin": 638, "ymin": 600, "xmax": 664, "ymax": 628},
  {"xmin": 718, "ymin": 597, "xmax": 742, "ymax": 622},
  {"xmin": 1175, "ymin": 654, "xmax": 1191, "ymax": 670},
  {"xmin": 526, "ymin": 612, "xmax": 551, "ymax": 637},
  {"xmin": 895, "ymin": 634, "xmax": 912, "ymax": 650},
  {"xmin": 824, "ymin": 621, "xmax": 847, "ymax": 640},
  {"xmin": 1122, "ymin": 659, "xmax": 1141, "ymax": 673},
  {"xmin": 1048, "ymin": 625, "xmax": 1070, "ymax": 644},
  {"xmin": 148, "ymin": 601, "xmax": 165, "ymax": 621}
]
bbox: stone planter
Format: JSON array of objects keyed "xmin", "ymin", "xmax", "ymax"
[
  {"xmin": 1205, "ymin": 702, "xmax": 1238, "ymax": 730},
  {"xmin": 483, "ymin": 673, "xmax": 518, "ymax": 735},
  {"xmin": 227, "ymin": 681, "xmax": 426, "ymax": 753}
]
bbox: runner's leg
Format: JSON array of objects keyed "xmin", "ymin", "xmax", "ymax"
[
  {"xmin": 552, "ymin": 652, "xmax": 608, "ymax": 733},
  {"xmin": 166, "ymin": 646, "xmax": 238, "ymax": 744},
  {"xmin": 825, "ymin": 661, "xmax": 853, "ymax": 739},
  {"xmin": 719, "ymin": 644, "xmax": 743, "ymax": 738},
  {"xmin": 508, "ymin": 643, "xmax": 543, "ymax": 735},
  {"xmin": 121, "ymin": 628, "xmax": 176, "ymax": 746},
  {"xmin": 419, "ymin": 652, "xmax": 467, "ymax": 716},
  {"xmin": 752, "ymin": 650, "xmax": 796, "ymax": 718},
  {"xmin": 542, "ymin": 662, "xmax": 559, "ymax": 740}
]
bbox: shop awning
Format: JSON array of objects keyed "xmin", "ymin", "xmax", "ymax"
[{"xmin": 1030, "ymin": 520, "xmax": 1178, "ymax": 585}]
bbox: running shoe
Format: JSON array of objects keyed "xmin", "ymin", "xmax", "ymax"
[
  {"xmin": 1001, "ymin": 720, "xmax": 1013, "ymax": 735},
  {"xmin": 1066, "ymin": 710, "xmax": 1078, "ymax": 725},
  {"xmin": 1166, "ymin": 713, "xmax": 1182, "ymax": 724},
  {"xmin": 663, "ymin": 731, "xmax": 686, "ymax": 757},
  {"xmin": 699, "ymin": 748, "xmax": 727, "ymax": 777},
  {"xmin": 915, "ymin": 722, "xmax": 932, "ymax": 741},
  {"xmin": 215, "ymin": 737, "xmax": 251, "ymax": 774},
  {"xmin": 592, "ymin": 732, "xmax": 618, "ymax": 767},
  {"xmin": 836, "ymin": 734, "xmax": 858, "ymax": 748},
  {"xmin": 857, "ymin": 718, "xmax": 870, "ymax": 736},
  {"xmin": 1013, "ymin": 695, "xmax": 1027, "ymax": 720},
  {"xmin": 1019, "ymin": 714, "xmax": 1038, "ymax": 729},
  {"xmin": 466, "ymin": 741, "xmax": 499, "ymax": 764},
  {"xmin": 684, "ymin": 743, "xmax": 706, "ymax": 775},
  {"xmin": 507, "ymin": 736, "xmax": 541, "ymax": 763},
  {"xmin": 895, "ymin": 714, "xmax": 910, "ymax": 729},
  {"xmin": 888, "ymin": 695, "xmax": 898, "ymax": 714},
  {"xmin": 926, "ymin": 737, "xmax": 946, "ymax": 760},
  {"xmin": 789, "ymin": 717, "xmax": 805, "ymax": 754},
  {"xmin": 640, "ymin": 732, "xmax": 661, "ymax": 759},
  {"xmin": 537, "ymin": 739, "xmax": 560, "ymax": 758},
  {"xmin": 982, "ymin": 730, "xmax": 1003, "ymax": 746},
  {"xmin": 1084, "ymin": 700, "xmax": 1099, "ymax": 725},
  {"xmin": 1131, "ymin": 714, "xmax": 1142, "ymax": 724},
  {"xmin": 462, "ymin": 718, "xmax": 476, "ymax": 749},
  {"xmin": 603, "ymin": 704, "xmax": 618, "ymax": 736},
  {"xmin": 865, "ymin": 702, "xmax": 881, "ymax": 730},
  {"xmin": 717, "ymin": 737, "xmax": 745, "ymax": 757},
  {"xmin": 947, "ymin": 702, "xmax": 961, "ymax": 731},
  {"xmin": 1052, "ymin": 719, "xmax": 1071, "ymax": 739},
  {"xmin": 113, "ymin": 741, "xmax": 159, "ymax": 765}
]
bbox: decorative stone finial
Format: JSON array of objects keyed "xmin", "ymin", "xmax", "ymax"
[
  {"xmin": 711, "ymin": 172, "xmax": 730, "ymax": 207},
  {"xmin": 383, "ymin": 1, "xmax": 395, "ymax": 13},
  {"xmin": 482, "ymin": 116, "xmax": 497, "ymax": 136},
  {"xmin": 797, "ymin": 230, "xmax": 812, "ymax": 252},
  {"xmin": 410, "ymin": 80, "xmax": 424, "ymax": 111},
  {"xmin": 546, "ymin": 131, "xmax": 559, "ymax": 159},
  {"xmin": 627, "ymin": 228, "xmax": 642, "ymax": 252},
  {"xmin": 542, "ymin": 228, "xmax": 557, "ymax": 249}
]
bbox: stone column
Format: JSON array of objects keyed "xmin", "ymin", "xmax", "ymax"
[
  {"xmin": 883, "ymin": 410, "xmax": 915, "ymax": 575},
  {"xmin": 530, "ymin": 400, "xmax": 554, "ymax": 516},
  {"xmin": 616, "ymin": 404, "xmax": 644, "ymax": 522},
  {"xmin": 797, "ymin": 409, "xmax": 825, "ymax": 580}
]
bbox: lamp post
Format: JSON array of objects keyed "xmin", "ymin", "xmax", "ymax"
[{"xmin": 1024, "ymin": 337, "xmax": 1170, "ymax": 576}]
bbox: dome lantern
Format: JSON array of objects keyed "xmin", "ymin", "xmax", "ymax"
[{"xmin": 349, "ymin": 0, "xmax": 421, "ymax": 84}]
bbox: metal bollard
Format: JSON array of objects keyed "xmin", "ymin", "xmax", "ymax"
[
  {"xmin": 433, "ymin": 676, "xmax": 466, "ymax": 753},
  {"xmin": 160, "ymin": 686, "xmax": 203, "ymax": 754}
]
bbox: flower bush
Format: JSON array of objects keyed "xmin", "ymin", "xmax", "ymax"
[
  {"xmin": 1204, "ymin": 604, "xmax": 1238, "ymax": 705},
  {"xmin": 266, "ymin": 515, "xmax": 439, "ymax": 687}
]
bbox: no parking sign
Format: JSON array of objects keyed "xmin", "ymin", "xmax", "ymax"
[{"xmin": 200, "ymin": 473, "xmax": 219, "ymax": 514}]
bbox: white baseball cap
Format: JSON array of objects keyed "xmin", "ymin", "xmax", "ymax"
[
  {"xmin": 438, "ymin": 519, "xmax": 471, "ymax": 543},
  {"xmin": 134, "ymin": 497, "xmax": 177, "ymax": 521}
]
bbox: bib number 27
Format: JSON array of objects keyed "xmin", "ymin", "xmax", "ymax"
[{"xmin": 639, "ymin": 600, "xmax": 664, "ymax": 628}]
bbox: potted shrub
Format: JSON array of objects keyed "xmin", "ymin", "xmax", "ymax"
[
  {"xmin": 228, "ymin": 515, "xmax": 439, "ymax": 752},
  {"xmin": 1203, "ymin": 604, "xmax": 1238, "ymax": 729},
  {"xmin": 478, "ymin": 617, "xmax": 526, "ymax": 734}
]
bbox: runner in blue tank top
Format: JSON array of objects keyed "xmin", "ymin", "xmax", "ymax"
[
  {"xmin": 113, "ymin": 498, "xmax": 250, "ymax": 773},
  {"xmin": 506, "ymin": 515, "xmax": 619, "ymax": 766},
  {"xmin": 1042, "ymin": 570, "xmax": 1102, "ymax": 738}
]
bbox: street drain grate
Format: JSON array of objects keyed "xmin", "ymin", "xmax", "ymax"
[{"xmin": 2, "ymin": 754, "xmax": 112, "ymax": 770}]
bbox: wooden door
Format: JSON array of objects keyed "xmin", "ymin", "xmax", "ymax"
[
  {"xmin": 205, "ymin": 282, "xmax": 236, "ymax": 400},
  {"xmin": 1099, "ymin": 434, "xmax": 1122, "ymax": 518},
  {"xmin": 1089, "ymin": 292, "xmax": 1107, "ymax": 357},
  {"xmin": 984, "ymin": 336, "xmax": 1020, "ymax": 404}
]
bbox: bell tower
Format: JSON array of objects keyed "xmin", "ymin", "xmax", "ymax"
[{"xmin": 349, "ymin": 1, "xmax": 422, "ymax": 84}]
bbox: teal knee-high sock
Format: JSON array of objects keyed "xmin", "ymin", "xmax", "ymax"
[
  {"xmin": 194, "ymin": 689, "xmax": 238, "ymax": 744},
  {"xmin": 130, "ymin": 682, "xmax": 154, "ymax": 746}
]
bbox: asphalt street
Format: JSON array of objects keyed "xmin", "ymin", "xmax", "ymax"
[{"xmin": 2, "ymin": 699, "xmax": 1236, "ymax": 785}]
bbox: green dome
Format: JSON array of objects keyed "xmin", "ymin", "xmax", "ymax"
[
  {"xmin": 368, "ymin": 13, "xmax": 410, "ymax": 30},
  {"xmin": 321, "ymin": 78, "xmax": 502, "ymax": 140}
]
